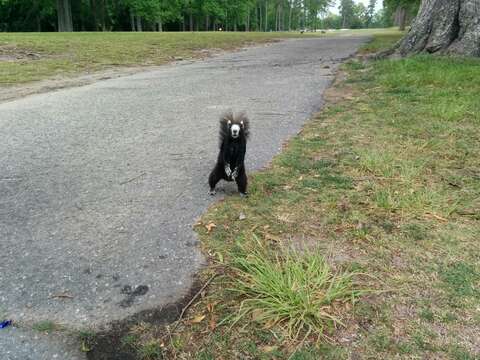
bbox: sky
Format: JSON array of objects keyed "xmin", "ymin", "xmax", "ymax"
[{"xmin": 329, "ymin": 0, "xmax": 383, "ymax": 15}]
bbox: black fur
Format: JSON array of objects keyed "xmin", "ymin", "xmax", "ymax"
[{"xmin": 209, "ymin": 111, "xmax": 250, "ymax": 196}]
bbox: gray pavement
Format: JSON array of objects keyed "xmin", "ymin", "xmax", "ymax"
[{"xmin": 0, "ymin": 36, "xmax": 368, "ymax": 359}]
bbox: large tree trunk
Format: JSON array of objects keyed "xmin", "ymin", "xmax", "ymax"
[
  {"xmin": 398, "ymin": 0, "xmax": 480, "ymax": 57},
  {"xmin": 56, "ymin": 0, "xmax": 73, "ymax": 32}
]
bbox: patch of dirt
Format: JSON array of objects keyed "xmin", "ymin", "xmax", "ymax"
[
  {"xmin": 322, "ymin": 70, "xmax": 360, "ymax": 104},
  {"xmin": 0, "ymin": 45, "xmax": 43, "ymax": 61}
]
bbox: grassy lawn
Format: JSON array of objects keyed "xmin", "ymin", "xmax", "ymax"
[
  {"xmin": 101, "ymin": 33, "xmax": 480, "ymax": 359},
  {"xmin": 0, "ymin": 29, "xmax": 401, "ymax": 86}
]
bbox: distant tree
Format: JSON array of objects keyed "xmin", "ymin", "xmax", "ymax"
[
  {"xmin": 56, "ymin": 0, "xmax": 73, "ymax": 31},
  {"xmin": 0, "ymin": 0, "xmax": 355, "ymax": 32},
  {"xmin": 350, "ymin": 3, "xmax": 367, "ymax": 28},
  {"xmin": 383, "ymin": 0, "xmax": 419, "ymax": 30},
  {"xmin": 321, "ymin": 11, "xmax": 342, "ymax": 29},
  {"xmin": 339, "ymin": 0, "xmax": 354, "ymax": 28},
  {"xmin": 365, "ymin": 0, "xmax": 376, "ymax": 28}
]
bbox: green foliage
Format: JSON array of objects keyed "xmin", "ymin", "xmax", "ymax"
[
  {"xmin": 0, "ymin": 0, "xmax": 333, "ymax": 32},
  {"xmin": 0, "ymin": 0, "xmax": 406, "ymax": 32}
]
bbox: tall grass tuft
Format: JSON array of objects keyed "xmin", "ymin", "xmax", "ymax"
[{"xmin": 229, "ymin": 236, "xmax": 362, "ymax": 340}]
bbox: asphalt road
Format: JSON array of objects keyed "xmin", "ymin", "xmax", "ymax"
[{"xmin": 0, "ymin": 36, "xmax": 368, "ymax": 359}]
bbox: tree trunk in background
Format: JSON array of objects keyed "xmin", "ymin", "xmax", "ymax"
[
  {"xmin": 246, "ymin": 11, "xmax": 250, "ymax": 31},
  {"xmin": 91, "ymin": 0, "xmax": 98, "ymax": 30},
  {"xmin": 157, "ymin": 19, "xmax": 162, "ymax": 32},
  {"xmin": 257, "ymin": 6, "xmax": 261, "ymax": 31},
  {"xmin": 280, "ymin": 4, "xmax": 284, "ymax": 31},
  {"xmin": 394, "ymin": 6, "xmax": 406, "ymax": 31},
  {"xmin": 264, "ymin": 1, "xmax": 268, "ymax": 31},
  {"xmin": 100, "ymin": 0, "xmax": 106, "ymax": 31},
  {"xmin": 36, "ymin": 14, "xmax": 41, "ymax": 31},
  {"xmin": 206, "ymin": 14, "xmax": 209, "ymax": 31},
  {"xmin": 398, "ymin": 0, "xmax": 480, "ymax": 56},
  {"xmin": 130, "ymin": 10, "xmax": 135, "ymax": 31},
  {"xmin": 275, "ymin": 5, "xmax": 280, "ymax": 31},
  {"xmin": 136, "ymin": 16, "xmax": 142, "ymax": 32},
  {"xmin": 56, "ymin": 0, "xmax": 73, "ymax": 32},
  {"xmin": 288, "ymin": 2, "xmax": 292, "ymax": 31},
  {"xmin": 189, "ymin": 12, "xmax": 193, "ymax": 31}
]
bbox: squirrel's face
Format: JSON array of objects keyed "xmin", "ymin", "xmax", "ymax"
[{"xmin": 228, "ymin": 120, "xmax": 244, "ymax": 139}]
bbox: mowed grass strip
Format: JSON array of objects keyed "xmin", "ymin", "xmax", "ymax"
[
  {"xmin": 0, "ymin": 31, "xmax": 307, "ymax": 85},
  {"xmin": 94, "ymin": 33, "xmax": 480, "ymax": 359}
]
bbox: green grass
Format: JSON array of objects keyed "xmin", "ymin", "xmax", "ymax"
[
  {"xmin": 357, "ymin": 32, "xmax": 402, "ymax": 54},
  {"xmin": 0, "ymin": 32, "xmax": 286, "ymax": 84},
  {"xmin": 229, "ymin": 235, "xmax": 362, "ymax": 340},
  {"xmin": 0, "ymin": 29, "xmax": 401, "ymax": 86},
  {"xmin": 83, "ymin": 31, "xmax": 480, "ymax": 359},
  {"xmin": 32, "ymin": 320, "xmax": 59, "ymax": 332}
]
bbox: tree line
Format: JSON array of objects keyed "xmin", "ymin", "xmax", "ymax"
[{"xmin": 0, "ymin": 0, "xmax": 418, "ymax": 32}]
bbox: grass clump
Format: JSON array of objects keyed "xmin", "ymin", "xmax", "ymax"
[
  {"xmin": 439, "ymin": 262, "xmax": 480, "ymax": 299},
  {"xmin": 32, "ymin": 320, "xmax": 59, "ymax": 332},
  {"xmin": 230, "ymin": 236, "xmax": 361, "ymax": 340}
]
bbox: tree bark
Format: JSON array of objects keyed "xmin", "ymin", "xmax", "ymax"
[
  {"xmin": 275, "ymin": 5, "xmax": 278, "ymax": 31},
  {"xmin": 398, "ymin": 0, "xmax": 480, "ymax": 57},
  {"xmin": 36, "ymin": 14, "xmax": 41, "ymax": 32},
  {"xmin": 264, "ymin": 1, "xmax": 268, "ymax": 31},
  {"xmin": 130, "ymin": 10, "xmax": 135, "ymax": 31},
  {"xmin": 257, "ymin": 5, "xmax": 261, "ymax": 31},
  {"xmin": 288, "ymin": 1, "xmax": 292, "ymax": 31},
  {"xmin": 56, "ymin": 0, "xmax": 73, "ymax": 32},
  {"xmin": 136, "ymin": 16, "xmax": 142, "ymax": 32},
  {"xmin": 91, "ymin": 0, "xmax": 98, "ymax": 30},
  {"xmin": 100, "ymin": 0, "xmax": 106, "ymax": 31},
  {"xmin": 394, "ymin": 6, "xmax": 407, "ymax": 31}
]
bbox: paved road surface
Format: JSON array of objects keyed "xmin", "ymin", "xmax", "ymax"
[{"xmin": 0, "ymin": 36, "xmax": 368, "ymax": 359}]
